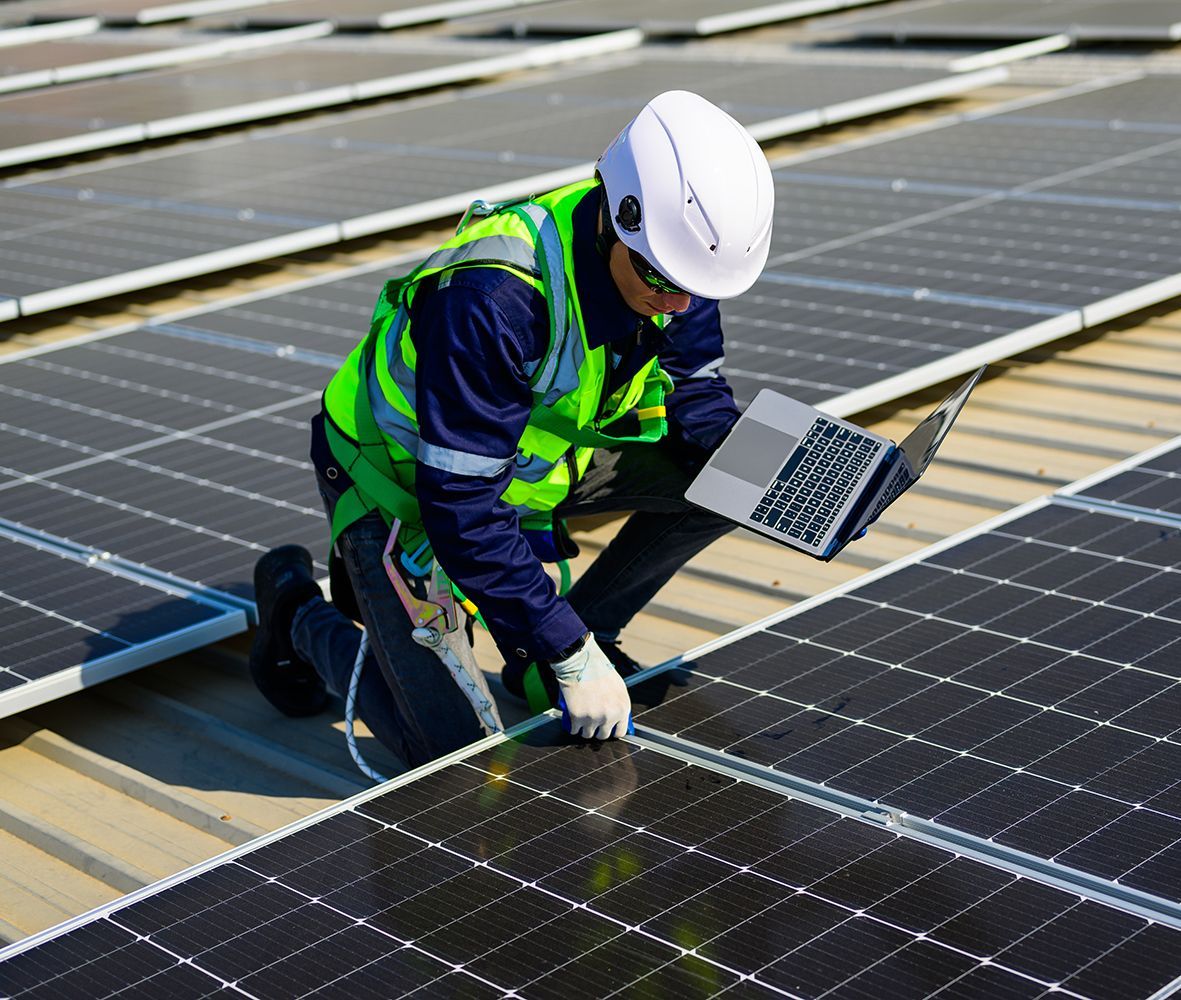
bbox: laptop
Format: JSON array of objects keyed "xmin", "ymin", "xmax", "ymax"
[{"xmin": 686, "ymin": 367, "xmax": 985, "ymax": 561}]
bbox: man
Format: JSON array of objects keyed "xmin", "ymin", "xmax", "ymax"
[{"xmin": 250, "ymin": 90, "xmax": 775, "ymax": 768}]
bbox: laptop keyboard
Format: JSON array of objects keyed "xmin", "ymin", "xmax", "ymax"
[{"xmin": 749, "ymin": 417, "xmax": 878, "ymax": 547}]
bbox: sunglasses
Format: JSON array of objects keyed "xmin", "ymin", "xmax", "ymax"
[{"xmin": 627, "ymin": 248, "xmax": 687, "ymax": 297}]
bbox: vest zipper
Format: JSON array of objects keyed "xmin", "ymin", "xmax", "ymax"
[{"xmin": 564, "ymin": 447, "xmax": 580, "ymax": 486}]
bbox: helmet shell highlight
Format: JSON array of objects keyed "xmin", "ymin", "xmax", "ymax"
[{"xmin": 596, "ymin": 90, "xmax": 774, "ymax": 300}]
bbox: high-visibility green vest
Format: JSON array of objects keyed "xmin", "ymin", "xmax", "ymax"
[{"xmin": 321, "ymin": 179, "xmax": 672, "ymax": 558}]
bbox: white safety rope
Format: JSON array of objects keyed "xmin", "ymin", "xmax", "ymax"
[{"xmin": 344, "ymin": 630, "xmax": 389, "ymax": 784}]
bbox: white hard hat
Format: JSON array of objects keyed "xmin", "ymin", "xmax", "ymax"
[{"xmin": 596, "ymin": 90, "xmax": 774, "ymax": 300}]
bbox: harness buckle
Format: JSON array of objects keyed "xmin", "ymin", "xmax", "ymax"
[{"xmin": 381, "ymin": 519, "xmax": 457, "ymax": 641}]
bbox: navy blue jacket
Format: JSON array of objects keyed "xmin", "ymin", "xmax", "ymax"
[{"xmin": 353, "ymin": 188, "xmax": 738, "ymax": 664}]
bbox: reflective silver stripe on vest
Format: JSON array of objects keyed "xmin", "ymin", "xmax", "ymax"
[
  {"xmin": 518, "ymin": 203, "xmax": 584, "ymax": 408},
  {"xmin": 419, "ymin": 441, "xmax": 512, "ymax": 477},
  {"xmin": 379, "ymin": 306, "xmax": 417, "ymax": 415},
  {"xmin": 421, "ymin": 233, "xmax": 539, "ymax": 277},
  {"xmin": 367, "ymin": 359, "xmax": 420, "ymax": 458}
]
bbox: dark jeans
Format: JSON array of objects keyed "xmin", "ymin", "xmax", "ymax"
[
  {"xmin": 558, "ymin": 441, "xmax": 735, "ymax": 639},
  {"xmin": 292, "ymin": 439, "xmax": 733, "ymax": 768}
]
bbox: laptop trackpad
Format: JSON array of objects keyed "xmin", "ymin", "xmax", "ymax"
[{"xmin": 711, "ymin": 418, "xmax": 800, "ymax": 486}]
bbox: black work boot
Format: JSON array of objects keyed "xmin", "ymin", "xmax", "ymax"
[{"xmin": 250, "ymin": 545, "xmax": 328, "ymax": 717}]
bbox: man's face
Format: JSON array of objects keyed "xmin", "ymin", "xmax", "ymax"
[{"xmin": 607, "ymin": 239, "xmax": 693, "ymax": 318}]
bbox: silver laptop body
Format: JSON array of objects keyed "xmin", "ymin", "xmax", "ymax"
[{"xmin": 686, "ymin": 368, "xmax": 984, "ymax": 560}]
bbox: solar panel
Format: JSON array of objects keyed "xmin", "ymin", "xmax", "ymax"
[
  {"xmin": 814, "ymin": 0, "xmax": 1181, "ymax": 42},
  {"xmin": 0, "ymin": 33, "xmax": 644, "ymax": 168},
  {"xmin": 0, "ymin": 23, "xmax": 334, "ymax": 96},
  {"xmin": 0, "ymin": 325, "xmax": 337, "ymax": 605},
  {"xmin": 472, "ymin": 0, "xmax": 881, "ymax": 37},
  {"xmin": 720, "ymin": 73, "xmax": 1181, "ymax": 414},
  {"xmin": 234, "ymin": 0, "xmax": 554, "ymax": 30},
  {"xmin": 5, "ymin": 0, "xmax": 301, "ymax": 27},
  {"xmin": 4, "ymin": 720, "xmax": 1181, "ymax": 997},
  {"xmin": 1061, "ymin": 437, "xmax": 1181, "ymax": 523},
  {"xmin": 0, "ymin": 52, "xmax": 1001, "ymax": 321},
  {"xmin": 633, "ymin": 492, "xmax": 1181, "ymax": 909},
  {"xmin": 0, "ymin": 521, "xmax": 244, "ymax": 719}
]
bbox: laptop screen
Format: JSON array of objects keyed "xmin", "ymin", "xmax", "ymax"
[
  {"xmin": 900, "ymin": 367, "xmax": 985, "ymax": 475},
  {"xmin": 710, "ymin": 417, "xmax": 800, "ymax": 486}
]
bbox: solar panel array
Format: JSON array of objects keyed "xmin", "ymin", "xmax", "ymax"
[
  {"xmin": 4, "ymin": 720, "xmax": 1181, "ymax": 998},
  {"xmin": 0, "ymin": 53, "xmax": 1000, "ymax": 320},
  {"xmin": 474, "ymin": 0, "xmax": 881, "ymax": 37},
  {"xmin": 814, "ymin": 0, "xmax": 1181, "ymax": 43},
  {"xmin": 0, "ymin": 34, "xmax": 645, "ymax": 168},
  {"xmin": 0, "ymin": 522, "xmax": 245, "ymax": 717},
  {"xmin": 233, "ymin": 0, "xmax": 551, "ymax": 30},
  {"xmin": 724, "ymin": 72, "xmax": 1181, "ymax": 413},
  {"xmin": 0, "ymin": 23, "xmax": 334, "ymax": 96},
  {"xmin": 631, "ymin": 444, "xmax": 1181, "ymax": 919},
  {"xmin": 3, "ymin": 0, "xmax": 301, "ymax": 27}
]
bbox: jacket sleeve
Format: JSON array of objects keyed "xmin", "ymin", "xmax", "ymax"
[
  {"xmin": 411, "ymin": 274, "xmax": 588, "ymax": 665},
  {"xmin": 659, "ymin": 297, "xmax": 741, "ymax": 469}
]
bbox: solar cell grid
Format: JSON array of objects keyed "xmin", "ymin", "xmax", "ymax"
[
  {"xmin": 0, "ymin": 35, "xmax": 157, "ymax": 77},
  {"xmin": 728, "ymin": 75, "xmax": 1181, "ymax": 411},
  {"xmin": 1065, "ymin": 439, "xmax": 1181, "ymax": 522},
  {"xmin": 0, "ymin": 525, "xmax": 244, "ymax": 716},
  {"xmin": 814, "ymin": 0, "xmax": 1181, "ymax": 42},
  {"xmin": 0, "ymin": 332, "xmax": 330, "ymax": 601},
  {"xmin": 0, "ymin": 22, "xmax": 335, "ymax": 95},
  {"xmin": 635, "ymin": 499, "xmax": 1181, "ymax": 908},
  {"xmin": 473, "ymin": 0, "xmax": 875, "ymax": 37},
  {"xmin": 0, "ymin": 32, "xmax": 656, "ymax": 168},
  {"xmin": 5, "ymin": 0, "xmax": 295, "ymax": 26},
  {"xmin": 234, "ymin": 0, "xmax": 549, "ymax": 30},
  {"xmin": 5, "ymin": 724, "xmax": 1181, "ymax": 998}
]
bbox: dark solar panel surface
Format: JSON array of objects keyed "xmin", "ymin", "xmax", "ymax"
[
  {"xmin": 0, "ymin": 0, "xmax": 93, "ymax": 26},
  {"xmin": 0, "ymin": 46, "xmax": 493, "ymax": 162},
  {"xmin": 475, "ymin": 0, "xmax": 869, "ymax": 36},
  {"xmin": 817, "ymin": 0, "xmax": 1181, "ymax": 41},
  {"xmin": 0, "ymin": 54, "xmax": 994, "ymax": 316},
  {"xmin": 0, "ymin": 527, "xmax": 242, "ymax": 715},
  {"xmin": 1068, "ymin": 441, "xmax": 1181, "ymax": 521},
  {"xmin": 636, "ymin": 500, "xmax": 1181, "ymax": 904},
  {"xmin": 237, "ymin": 0, "xmax": 546, "ymax": 29},
  {"xmin": 5, "ymin": 723, "xmax": 1181, "ymax": 998},
  {"xmin": 722, "ymin": 74, "xmax": 1181, "ymax": 408},
  {"xmin": 4, "ymin": 0, "xmax": 278, "ymax": 25},
  {"xmin": 0, "ymin": 324, "xmax": 333, "ymax": 601},
  {"xmin": 0, "ymin": 34, "xmax": 162, "ymax": 78}
]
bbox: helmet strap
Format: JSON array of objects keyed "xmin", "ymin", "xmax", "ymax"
[{"xmin": 594, "ymin": 187, "xmax": 617, "ymax": 261}]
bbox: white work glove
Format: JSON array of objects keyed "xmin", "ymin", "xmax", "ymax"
[{"xmin": 551, "ymin": 634, "xmax": 632, "ymax": 740}]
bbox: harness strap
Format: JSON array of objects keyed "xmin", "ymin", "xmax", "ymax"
[{"xmin": 324, "ymin": 404, "xmax": 418, "ymax": 551}]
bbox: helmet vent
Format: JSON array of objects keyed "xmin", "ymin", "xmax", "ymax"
[{"xmin": 683, "ymin": 181, "xmax": 719, "ymax": 254}]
